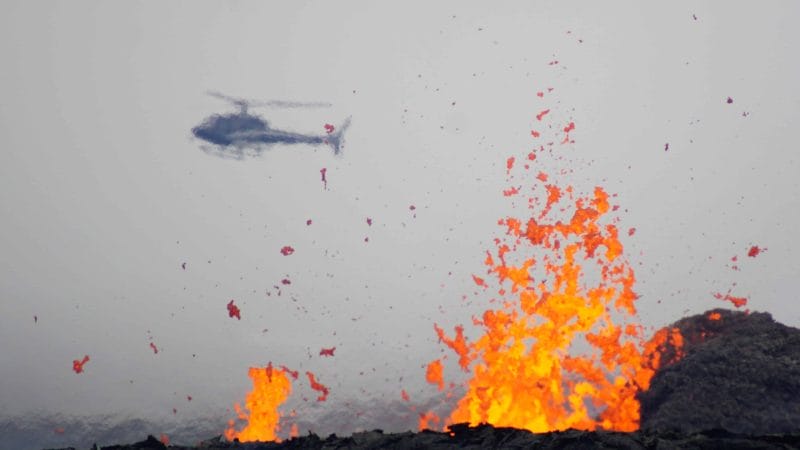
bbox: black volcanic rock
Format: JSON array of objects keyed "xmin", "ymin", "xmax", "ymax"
[
  {"xmin": 48, "ymin": 427, "xmax": 800, "ymax": 449},
  {"xmin": 638, "ymin": 309, "xmax": 800, "ymax": 435},
  {"xmin": 46, "ymin": 309, "xmax": 800, "ymax": 449}
]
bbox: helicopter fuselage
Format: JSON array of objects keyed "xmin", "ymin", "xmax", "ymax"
[{"xmin": 192, "ymin": 112, "xmax": 326, "ymax": 148}]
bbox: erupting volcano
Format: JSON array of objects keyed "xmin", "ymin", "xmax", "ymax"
[
  {"xmin": 422, "ymin": 95, "xmax": 682, "ymax": 434},
  {"xmin": 222, "ymin": 90, "xmax": 686, "ymax": 443}
]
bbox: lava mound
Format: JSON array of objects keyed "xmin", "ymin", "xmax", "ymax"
[{"xmin": 638, "ymin": 308, "xmax": 800, "ymax": 435}]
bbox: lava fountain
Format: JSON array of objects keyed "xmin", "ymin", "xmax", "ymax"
[
  {"xmin": 425, "ymin": 93, "xmax": 682, "ymax": 432},
  {"xmin": 225, "ymin": 363, "xmax": 293, "ymax": 442},
  {"xmin": 225, "ymin": 88, "xmax": 683, "ymax": 442}
]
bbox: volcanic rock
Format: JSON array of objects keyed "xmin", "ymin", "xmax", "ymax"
[
  {"xmin": 48, "ymin": 427, "xmax": 800, "ymax": 449},
  {"xmin": 638, "ymin": 308, "xmax": 800, "ymax": 435},
  {"xmin": 46, "ymin": 309, "xmax": 800, "ymax": 449}
]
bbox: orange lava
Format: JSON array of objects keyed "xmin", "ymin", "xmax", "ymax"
[
  {"xmin": 713, "ymin": 292, "xmax": 748, "ymax": 308},
  {"xmin": 708, "ymin": 312, "xmax": 722, "ymax": 321},
  {"xmin": 225, "ymin": 363, "xmax": 293, "ymax": 443},
  {"xmin": 426, "ymin": 100, "xmax": 681, "ymax": 433},
  {"xmin": 426, "ymin": 359, "xmax": 445, "ymax": 391},
  {"xmin": 72, "ymin": 355, "xmax": 89, "ymax": 374},
  {"xmin": 419, "ymin": 411, "xmax": 441, "ymax": 431},
  {"xmin": 306, "ymin": 371, "xmax": 329, "ymax": 401}
]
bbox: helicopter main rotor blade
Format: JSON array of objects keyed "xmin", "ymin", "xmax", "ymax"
[
  {"xmin": 249, "ymin": 99, "xmax": 333, "ymax": 108},
  {"xmin": 206, "ymin": 91, "xmax": 331, "ymax": 109}
]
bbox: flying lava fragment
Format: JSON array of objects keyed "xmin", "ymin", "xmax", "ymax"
[
  {"xmin": 72, "ymin": 355, "xmax": 90, "ymax": 374},
  {"xmin": 324, "ymin": 124, "xmax": 335, "ymax": 134},
  {"xmin": 149, "ymin": 342, "xmax": 159, "ymax": 354},
  {"xmin": 320, "ymin": 168, "xmax": 328, "ymax": 190},
  {"xmin": 280, "ymin": 246, "xmax": 295, "ymax": 256},
  {"xmin": 319, "ymin": 347, "xmax": 336, "ymax": 357},
  {"xmin": 471, "ymin": 274, "xmax": 487, "ymax": 288},
  {"xmin": 536, "ymin": 109, "xmax": 550, "ymax": 121},
  {"xmin": 425, "ymin": 359, "xmax": 445, "ymax": 391},
  {"xmin": 747, "ymin": 245, "xmax": 765, "ymax": 258},
  {"xmin": 306, "ymin": 371, "xmax": 329, "ymax": 401},
  {"xmin": 713, "ymin": 292, "xmax": 748, "ymax": 308},
  {"xmin": 227, "ymin": 300, "xmax": 241, "ymax": 320}
]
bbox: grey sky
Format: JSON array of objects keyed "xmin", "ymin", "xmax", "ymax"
[{"xmin": 1, "ymin": 1, "xmax": 799, "ymax": 446}]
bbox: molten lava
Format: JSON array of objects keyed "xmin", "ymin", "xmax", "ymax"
[
  {"xmin": 306, "ymin": 371, "xmax": 330, "ymax": 401},
  {"xmin": 225, "ymin": 363, "xmax": 293, "ymax": 443},
  {"xmin": 426, "ymin": 96, "xmax": 682, "ymax": 433},
  {"xmin": 72, "ymin": 355, "xmax": 90, "ymax": 374}
]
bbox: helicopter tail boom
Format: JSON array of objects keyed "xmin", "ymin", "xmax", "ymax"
[{"xmin": 326, "ymin": 116, "xmax": 352, "ymax": 155}]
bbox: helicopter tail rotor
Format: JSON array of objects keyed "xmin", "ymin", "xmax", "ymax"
[{"xmin": 326, "ymin": 116, "xmax": 352, "ymax": 155}]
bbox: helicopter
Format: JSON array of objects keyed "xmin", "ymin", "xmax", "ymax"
[{"xmin": 191, "ymin": 91, "xmax": 351, "ymax": 158}]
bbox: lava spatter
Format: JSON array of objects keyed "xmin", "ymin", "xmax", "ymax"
[
  {"xmin": 747, "ymin": 245, "xmax": 765, "ymax": 258},
  {"xmin": 428, "ymin": 93, "xmax": 681, "ymax": 434},
  {"xmin": 536, "ymin": 109, "xmax": 550, "ymax": 121},
  {"xmin": 713, "ymin": 292, "xmax": 748, "ymax": 308},
  {"xmin": 306, "ymin": 371, "xmax": 329, "ymax": 401},
  {"xmin": 320, "ymin": 168, "xmax": 328, "ymax": 190},
  {"xmin": 227, "ymin": 300, "xmax": 241, "ymax": 320},
  {"xmin": 72, "ymin": 355, "xmax": 90, "ymax": 374},
  {"xmin": 426, "ymin": 359, "xmax": 445, "ymax": 391}
]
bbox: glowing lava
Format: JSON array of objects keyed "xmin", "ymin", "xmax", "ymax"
[
  {"xmin": 227, "ymin": 300, "xmax": 241, "ymax": 320},
  {"xmin": 306, "ymin": 371, "xmax": 330, "ymax": 401},
  {"xmin": 72, "ymin": 355, "xmax": 90, "ymax": 374},
  {"xmin": 426, "ymin": 97, "xmax": 682, "ymax": 433},
  {"xmin": 225, "ymin": 363, "xmax": 293, "ymax": 443}
]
